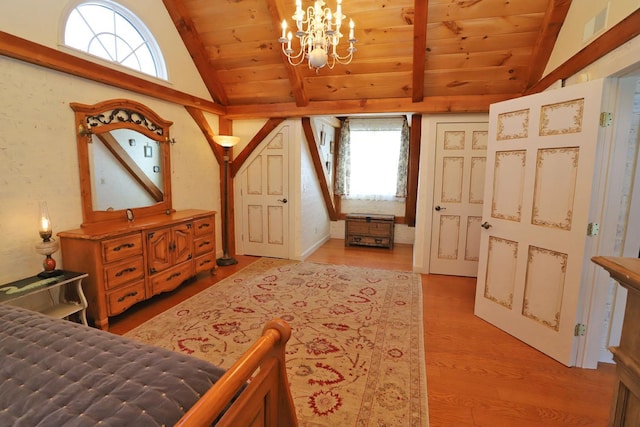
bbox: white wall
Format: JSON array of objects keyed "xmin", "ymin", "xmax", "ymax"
[
  {"xmin": 232, "ymin": 119, "xmax": 269, "ymax": 153},
  {"xmin": 299, "ymin": 124, "xmax": 331, "ymax": 258},
  {"xmin": 545, "ymin": 0, "xmax": 640, "ymax": 76},
  {"xmin": 0, "ymin": 0, "xmax": 212, "ymax": 100},
  {"xmin": 0, "ymin": 1, "xmax": 219, "ymax": 284}
]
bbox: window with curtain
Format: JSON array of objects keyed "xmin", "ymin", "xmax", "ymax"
[
  {"xmin": 335, "ymin": 117, "xmax": 410, "ymax": 200},
  {"xmin": 63, "ymin": 1, "xmax": 167, "ymax": 79}
]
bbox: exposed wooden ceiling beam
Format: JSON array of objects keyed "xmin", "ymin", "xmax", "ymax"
[
  {"xmin": 224, "ymin": 93, "xmax": 513, "ymax": 119},
  {"xmin": 412, "ymin": 1, "xmax": 428, "ymax": 103},
  {"xmin": 301, "ymin": 117, "xmax": 337, "ymax": 220},
  {"xmin": 526, "ymin": 0, "xmax": 572, "ymax": 88},
  {"xmin": 163, "ymin": 0, "xmax": 230, "ymax": 105},
  {"xmin": 266, "ymin": 0, "xmax": 309, "ymax": 107},
  {"xmin": 526, "ymin": 8, "xmax": 640, "ymax": 94},
  {"xmin": 0, "ymin": 31, "xmax": 225, "ymax": 116},
  {"xmin": 405, "ymin": 114, "xmax": 421, "ymax": 226},
  {"xmin": 185, "ymin": 106, "xmax": 224, "ymax": 164}
]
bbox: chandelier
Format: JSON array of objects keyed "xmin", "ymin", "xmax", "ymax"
[{"xmin": 278, "ymin": 0, "xmax": 357, "ymax": 72}]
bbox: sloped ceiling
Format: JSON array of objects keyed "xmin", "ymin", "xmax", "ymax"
[{"xmin": 163, "ymin": 0, "xmax": 572, "ymax": 118}]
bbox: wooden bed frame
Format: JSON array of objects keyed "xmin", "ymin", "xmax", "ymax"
[
  {"xmin": 1, "ymin": 293, "xmax": 297, "ymax": 426},
  {"xmin": 176, "ymin": 318, "xmax": 298, "ymax": 427}
]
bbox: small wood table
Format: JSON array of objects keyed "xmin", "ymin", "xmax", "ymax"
[
  {"xmin": 591, "ymin": 256, "xmax": 640, "ymax": 427},
  {"xmin": 0, "ymin": 271, "xmax": 89, "ymax": 325}
]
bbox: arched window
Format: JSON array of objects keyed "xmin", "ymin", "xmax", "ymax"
[{"xmin": 63, "ymin": 1, "xmax": 167, "ymax": 79}]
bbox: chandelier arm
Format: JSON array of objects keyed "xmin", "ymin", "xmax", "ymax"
[
  {"xmin": 287, "ymin": 53, "xmax": 308, "ymax": 67},
  {"xmin": 282, "ymin": 44, "xmax": 306, "ymax": 61},
  {"xmin": 330, "ymin": 48, "xmax": 356, "ymax": 62},
  {"xmin": 281, "ymin": 0, "xmax": 356, "ymax": 71}
]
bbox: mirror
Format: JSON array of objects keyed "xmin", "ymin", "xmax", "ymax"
[
  {"xmin": 71, "ymin": 99, "xmax": 174, "ymax": 226},
  {"xmin": 89, "ymin": 129, "xmax": 163, "ymax": 211}
]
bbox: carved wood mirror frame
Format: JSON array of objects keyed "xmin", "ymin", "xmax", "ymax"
[{"xmin": 71, "ymin": 99, "xmax": 173, "ymax": 226}]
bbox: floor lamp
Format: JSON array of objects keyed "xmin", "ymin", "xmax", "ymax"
[{"xmin": 214, "ymin": 135, "xmax": 240, "ymax": 266}]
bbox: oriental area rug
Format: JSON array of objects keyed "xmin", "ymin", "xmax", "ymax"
[{"xmin": 125, "ymin": 258, "xmax": 428, "ymax": 426}]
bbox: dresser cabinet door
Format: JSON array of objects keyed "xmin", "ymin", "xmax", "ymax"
[
  {"xmin": 146, "ymin": 224, "xmax": 194, "ymax": 274},
  {"xmin": 147, "ymin": 228, "xmax": 173, "ymax": 274},
  {"xmin": 173, "ymin": 223, "xmax": 193, "ymax": 264}
]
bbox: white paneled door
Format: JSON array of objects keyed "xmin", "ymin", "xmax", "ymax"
[
  {"xmin": 430, "ymin": 122, "xmax": 488, "ymax": 277},
  {"xmin": 474, "ymin": 79, "xmax": 605, "ymax": 366},
  {"xmin": 240, "ymin": 126, "xmax": 289, "ymax": 259}
]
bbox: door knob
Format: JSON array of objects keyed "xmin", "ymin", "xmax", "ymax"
[
  {"xmin": 481, "ymin": 221, "xmax": 492, "ymax": 229},
  {"xmin": 277, "ymin": 198, "xmax": 288, "ymax": 204},
  {"xmin": 434, "ymin": 205, "xmax": 446, "ymax": 211}
]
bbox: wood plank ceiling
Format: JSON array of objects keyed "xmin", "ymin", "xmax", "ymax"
[{"xmin": 163, "ymin": 0, "xmax": 571, "ymax": 118}]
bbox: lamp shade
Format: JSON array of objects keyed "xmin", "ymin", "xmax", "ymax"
[{"xmin": 213, "ymin": 135, "xmax": 240, "ymax": 148}]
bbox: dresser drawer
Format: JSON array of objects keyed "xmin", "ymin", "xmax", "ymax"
[
  {"xmin": 194, "ymin": 234, "xmax": 215, "ymax": 256},
  {"xmin": 193, "ymin": 216, "xmax": 215, "ymax": 237},
  {"xmin": 348, "ymin": 235, "xmax": 391, "ymax": 248},
  {"xmin": 195, "ymin": 252, "xmax": 216, "ymax": 273},
  {"xmin": 104, "ymin": 256, "xmax": 145, "ymax": 290},
  {"xmin": 106, "ymin": 280, "xmax": 145, "ymax": 316},
  {"xmin": 347, "ymin": 220, "xmax": 392, "ymax": 235},
  {"xmin": 367, "ymin": 222, "xmax": 392, "ymax": 236},
  {"xmin": 102, "ymin": 233, "xmax": 143, "ymax": 263},
  {"xmin": 150, "ymin": 262, "xmax": 193, "ymax": 295},
  {"xmin": 347, "ymin": 221, "xmax": 370, "ymax": 234}
]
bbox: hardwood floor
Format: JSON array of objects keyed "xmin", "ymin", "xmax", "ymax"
[{"xmin": 109, "ymin": 238, "xmax": 616, "ymax": 427}]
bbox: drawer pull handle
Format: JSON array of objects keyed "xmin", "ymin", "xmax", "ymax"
[
  {"xmin": 353, "ymin": 237, "xmax": 361, "ymax": 242},
  {"xmin": 117, "ymin": 291, "xmax": 138, "ymax": 303},
  {"xmin": 113, "ymin": 243, "xmax": 135, "ymax": 252},
  {"xmin": 167, "ymin": 272, "xmax": 182, "ymax": 281},
  {"xmin": 115, "ymin": 267, "xmax": 137, "ymax": 277},
  {"xmin": 200, "ymin": 259, "xmax": 211, "ymax": 266},
  {"xmin": 375, "ymin": 238, "xmax": 382, "ymax": 244},
  {"xmin": 198, "ymin": 223, "xmax": 211, "ymax": 229},
  {"xmin": 198, "ymin": 241, "xmax": 210, "ymax": 248}
]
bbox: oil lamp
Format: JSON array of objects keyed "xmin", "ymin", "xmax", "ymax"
[{"xmin": 35, "ymin": 201, "xmax": 63, "ymax": 277}]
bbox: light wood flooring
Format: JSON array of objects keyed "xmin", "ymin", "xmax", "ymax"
[{"xmin": 109, "ymin": 238, "xmax": 616, "ymax": 427}]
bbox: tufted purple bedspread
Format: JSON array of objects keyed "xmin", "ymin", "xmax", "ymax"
[{"xmin": 0, "ymin": 304, "xmax": 226, "ymax": 426}]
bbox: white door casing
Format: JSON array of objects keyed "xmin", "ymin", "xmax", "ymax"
[
  {"xmin": 239, "ymin": 125, "xmax": 290, "ymax": 259},
  {"xmin": 430, "ymin": 122, "xmax": 488, "ymax": 277},
  {"xmin": 474, "ymin": 79, "xmax": 605, "ymax": 366}
]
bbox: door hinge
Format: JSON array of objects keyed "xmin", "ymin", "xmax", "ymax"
[
  {"xmin": 587, "ymin": 222, "xmax": 599, "ymax": 236},
  {"xmin": 574, "ymin": 323, "xmax": 586, "ymax": 337},
  {"xmin": 599, "ymin": 112, "xmax": 612, "ymax": 127}
]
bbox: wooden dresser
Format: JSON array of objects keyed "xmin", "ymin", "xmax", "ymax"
[
  {"xmin": 345, "ymin": 214, "xmax": 395, "ymax": 249},
  {"xmin": 591, "ymin": 256, "xmax": 640, "ymax": 427},
  {"xmin": 59, "ymin": 210, "xmax": 216, "ymax": 330}
]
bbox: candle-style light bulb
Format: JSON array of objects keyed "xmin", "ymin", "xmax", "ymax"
[
  {"xmin": 281, "ymin": 19, "xmax": 287, "ymax": 39},
  {"xmin": 38, "ymin": 201, "xmax": 52, "ymax": 241}
]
